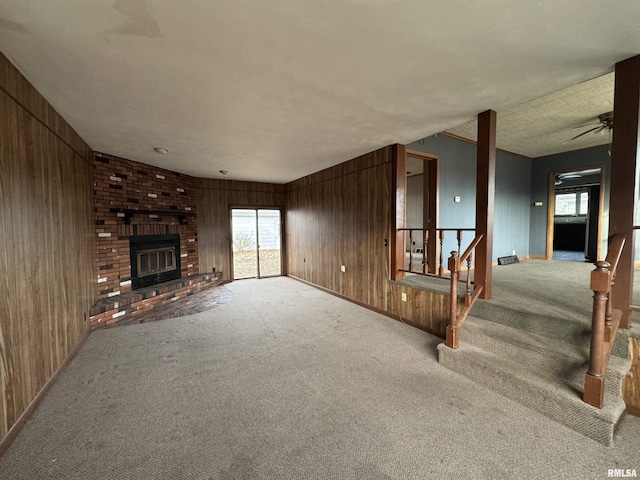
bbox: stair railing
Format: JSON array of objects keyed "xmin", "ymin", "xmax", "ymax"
[
  {"xmin": 445, "ymin": 234, "xmax": 484, "ymax": 349},
  {"xmin": 583, "ymin": 234, "xmax": 626, "ymax": 408},
  {"xmin": 398, "ymin": 228, "xmax": 475, "ymax": 277}
]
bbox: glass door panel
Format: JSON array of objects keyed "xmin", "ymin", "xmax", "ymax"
[
  {"xmin": 257, "ymin": 209, "xmax": 282, "ymax": 277},
  {"xmin": 231, "ymin": 209, "xmax": 258, "ymax": 279}
]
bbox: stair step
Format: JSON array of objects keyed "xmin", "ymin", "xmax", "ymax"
[
  {"xmin": 438, "ymin": 317, "xmax": 631, "ymax": 445},
  {"xmin": 462, "ymin": 317, "xmax": 629, "ymax": 396},
  {"xmin": 470, "ymin": 301, "xmax": 630, "ymax": 358}
]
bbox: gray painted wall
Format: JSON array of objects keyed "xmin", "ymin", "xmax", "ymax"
[
  {"xmin": 405, "ymin": 135, "xmax": 615, "ymax": 263},
  {"xmin": 529, "ymin": 145, "xmax": 611, "ymax": 258},
  {"xmin": 406, "ymin": 134, "xmax": 532, "ymax": 262}
]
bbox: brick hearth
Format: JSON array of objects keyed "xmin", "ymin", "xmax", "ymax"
[{"xmin": 90, "ymin": 273, "xmax": 223, "ymax": 328}]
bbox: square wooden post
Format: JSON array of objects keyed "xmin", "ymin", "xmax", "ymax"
[
  {"xmin": 391, "ymin": 144, "xmax": 407, "ymax": 280},
  {"xmin": 475, "ymin": 110, "xmax": 496, "ymax": 300},
  {"xmin": 610, "ymin": 54, "xmax": 640, "ymax": 329}
]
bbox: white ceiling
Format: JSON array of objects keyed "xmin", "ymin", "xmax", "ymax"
[{"xmin": 1, "ymin": 1, "xmax": 639, "ymax": 182}]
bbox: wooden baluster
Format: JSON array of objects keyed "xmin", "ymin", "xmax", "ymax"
[
  {"xmin": 604, "ymin": 274, "xmax": 615, "ymax": 342},
  {"xmin": 584, "ymin": 261, "xmax": 612, "ymax": 409},
  {"xmin": 465, "ymin": 252, "xmax": 474, "ymax": 307},
  {"xmin": 446, "ymin": 251, "xmax": 460, "ymax": 349},
  {"xmin": 438, "ymin": 230, "xmax": 445, "ymax": 276},
  {"xmin": 408, "ymin": 229, "xmax": 414, "ymax": 272},
  {"xmin": 605, "ymin": 275, "xmax": 614, "ymax": 328},
  {"xmin": 422, "ymin": 229, "xmax": 428, "ymax": 274},
  {"xmin": 457, "ymin": 229, "xmax": 462, "ymax": 256}
]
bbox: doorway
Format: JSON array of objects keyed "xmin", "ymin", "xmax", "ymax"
[
  {"xmin": 231, "ymin": 208, "xmax": 283, "ymax": 279},
  {"xmin": 546, "ymin": 167, "xmax": 604, "ymax": 262},
  {"xmin": 405, "ymin": 149, "xmax": 439, "ymax": 273}
]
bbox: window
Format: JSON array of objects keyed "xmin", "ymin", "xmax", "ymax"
[{"xmin": 555, "ymin": 191, "xmax": 589, "ymax": 216}]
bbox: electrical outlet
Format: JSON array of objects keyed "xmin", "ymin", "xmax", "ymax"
[
  {"xmin": 401, "ymin": 292, "xmax": 407, "ymax": 302},
  {"xmin": 340, "ymin": 265, "xmax": 346, "ymax": 273},
  {"xmin": 512, "ymin": 250, "xmax": 516, "ymax": 255}
]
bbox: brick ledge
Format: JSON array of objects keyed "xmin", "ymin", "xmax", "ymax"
[{"xmin": 90, "ymin": 273, "xmax": 223, "ymax": 328}]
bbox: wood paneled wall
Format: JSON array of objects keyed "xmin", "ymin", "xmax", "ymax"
[
  {"xmin": 0, "ymin": 53, "xmax": 95, "ymax": 443},
  {"xmin": 196, "ymin": 178, "xmax": 286, "ymax": 282},
  {"xmin": 286, "ymin": 146, "xmax": 450, "ymax": 336}
]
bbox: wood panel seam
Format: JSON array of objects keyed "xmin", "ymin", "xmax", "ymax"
[{"xmin": 0, "ymin": 86, "xmax": 91, "ymax": 165}]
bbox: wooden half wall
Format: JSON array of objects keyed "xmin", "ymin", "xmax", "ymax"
[
  {"xmin": 0, "ymin": 53, "xmax": 95, "ymax": 444},
  {"xmin": 196, "ymin": 178, "xmax": 286, "ymax": 282},
  {"xmin": 285, "ymin": 146, "xmax": 451, "ymax": 336},
  {"xmin": 625, "ymin": 337, "xmax": 640, "ymax": 416}
]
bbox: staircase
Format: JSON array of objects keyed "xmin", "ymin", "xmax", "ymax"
[{"xmin": 438, "ymin": 314, "xmax": 631, "ymax": 445}]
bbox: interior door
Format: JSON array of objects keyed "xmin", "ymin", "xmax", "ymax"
[{"xmin": 231, "ymin": 208, "xmax": 282, "ymax": 280}]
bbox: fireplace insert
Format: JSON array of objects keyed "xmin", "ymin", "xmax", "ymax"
[{"xmin": 129, "ymin": 234, "xmax": 181, "ymax": 289}]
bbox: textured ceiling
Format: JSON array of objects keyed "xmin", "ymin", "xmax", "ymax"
[
  {"xmin": 445, "ymin": 73, "xmax": 615, "ymax": 158},
  {"xmin": 0, "ymin": 1, "xmax": 639, "ymax": 181}
]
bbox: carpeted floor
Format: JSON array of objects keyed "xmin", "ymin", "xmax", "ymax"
[
  {"xmin": 552, "ymin": 250, "xmax": 590, "ymax": 262},
  {"xmin": 0, "ymin": 277, "xmax": 639, "ymax": 479}
]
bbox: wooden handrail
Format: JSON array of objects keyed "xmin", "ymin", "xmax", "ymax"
[
  {"xmin": 583, "ymin": 234, "xmax": 626, "ymax": 409},
  {"xmin": 444, "ymin": 233, "xmax": 485, "ymax": 349},
  {"xmin": 455, "ymin": 285, "xmax": 484, "ymax": 328},
  {"xmin": 604, "ymin": 234, "xmax": 625, "ymax": 278},
  {"xmin": 398, "ymin": 228, "xmax": 476, "ymax": 232},
  {"xmin": 459, "ymin": 234, "xmax": 483, "ymax": 266}
]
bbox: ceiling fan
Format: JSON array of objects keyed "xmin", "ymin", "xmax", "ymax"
[{"xmin": 561, "ymin": 111, "xmax": 613, "ymax": 145}]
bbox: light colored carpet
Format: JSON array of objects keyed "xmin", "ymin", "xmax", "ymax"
[
  {"xmin": 438, "ymin": 317, "xmax": 630, "ymax": 445},
  {"xmin": 0, "ymin": 277, "xmax": 639, "ymax": 479}
]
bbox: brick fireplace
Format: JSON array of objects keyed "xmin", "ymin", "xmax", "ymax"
[{"xmin": 90, "ymin": 152, "xmax": 220, "ymax": 328}]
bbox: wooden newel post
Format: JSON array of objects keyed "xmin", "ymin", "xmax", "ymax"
[
  {"xmin": 446, "ymin": 251, "xmax": 460, "ymax": 349},
  {"xmin": 584, "ymin": 261, "xmax": 612, "ymax": 408}
]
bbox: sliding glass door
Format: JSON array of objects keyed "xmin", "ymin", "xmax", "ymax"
[{"xmin": 231, "ymin": 208, "xmax": 282, "ymax": 280}]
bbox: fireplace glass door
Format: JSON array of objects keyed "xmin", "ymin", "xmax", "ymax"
[{"xmin": 231, "ymin": 208, "xmax": 282, "ymax": 280}]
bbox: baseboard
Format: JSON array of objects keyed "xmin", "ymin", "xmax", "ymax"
[
  {"xmin": 625, "ymin": 404, "xmax": 640, "ymax": 418},
  {"xmin": 0, "ymin": 326, "xmax": 91, "ymax": 457},
  {"xmin": 287, "ymin": 275, "xmax": 443, "ymax": 338},
  {"xmin": 529, "ymin": 255, "xmax": 547, "ymax": 260}
]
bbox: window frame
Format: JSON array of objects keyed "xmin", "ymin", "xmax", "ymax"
[{"xmin": 554, "ymin": 189, "xmax": 589, "ymax": 217}]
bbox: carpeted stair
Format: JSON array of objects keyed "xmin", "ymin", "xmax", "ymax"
[
  {"xmin": 438, "ymin": 316, "xmax": 631, "ymax": 445},
  {"xmin": 470, "ymin": 298, "xmax": 631, "ymax": 358}
]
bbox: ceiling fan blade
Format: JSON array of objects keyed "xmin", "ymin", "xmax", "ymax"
[
  {"xmin": 571, "ymin": 121, "xmax": 601, "ymax": 129},
  {"xmin": 561, "ymin": 126, "xmax": 603, "ymax": 145}
]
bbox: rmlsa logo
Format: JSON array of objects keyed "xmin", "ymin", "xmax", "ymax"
[{"xmin": 608, "ymin": 469, "xmax": 638, "ymax": 478}]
